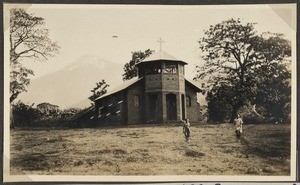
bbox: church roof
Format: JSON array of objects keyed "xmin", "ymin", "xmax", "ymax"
[
  {"xmin": 94, "ymin": 77, "xmax": 143, "ymax": 101},
  {"xmin": 137, "ymin": 50, "xmax": 187, "ymax": 65},
  {"xmin": 185, "ymin": 78, "xmax": 202, "ymax": 92}
]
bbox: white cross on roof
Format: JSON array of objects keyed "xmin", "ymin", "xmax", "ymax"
[{"xmin": 157, "ymin": 37, "xmax": 164, "ymax": 51}]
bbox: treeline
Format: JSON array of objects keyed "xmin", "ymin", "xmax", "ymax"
[{"xmin": 11, "ymin": 101, "xmax": 82, "ymax": 128}]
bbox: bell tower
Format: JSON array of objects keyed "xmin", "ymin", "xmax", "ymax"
[{"xmin": 136, "ymin": 50, "xmax": 187, "ymax": 123}]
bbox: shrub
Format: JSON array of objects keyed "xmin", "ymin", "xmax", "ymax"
[{"xmin": 11, "ymin": 101, "xmax": 41, "ymax": 127}]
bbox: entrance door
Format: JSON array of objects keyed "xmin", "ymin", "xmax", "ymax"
[
  {"xmin": 149, "ymin": 94, "xmax": 158, "ymax": 121},
  {"xmin": 166, "ymin": 93, "xmax": 177, "ymax": 120},
  {"xmin": 181, "ymin": 94, "xmax": 186, "ymax": 120}
]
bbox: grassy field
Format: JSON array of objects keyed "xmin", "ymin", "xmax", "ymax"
[{"xmin": 10, "ymin": 123, "xmax": 290, "ymax": 175}]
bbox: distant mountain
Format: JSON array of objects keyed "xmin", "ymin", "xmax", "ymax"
[{"xmin": 17, "ymin": 55, "xmax": 124, "ymax": 109}]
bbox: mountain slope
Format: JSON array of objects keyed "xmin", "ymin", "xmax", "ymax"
[{"xmin": 17, "ymin": 55, "xmax": 124, "ymax": 109}]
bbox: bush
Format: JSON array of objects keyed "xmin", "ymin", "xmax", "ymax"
[
  {"xmin": 207, "ymin": 91, "xmax": 232, "ymax": 123},
  {"xmin": 238, "ymin": 103, "xmax": 287, "ymax": 124},
  {"xmin": 11, "ymin": 101, "xmax": 41, "ymax": 127},
  {"xmin": 243, "ymin": 115, "xmax": 265, "ymax": 124},
  {"xmin": 11, "ymin": 101, "xmax": 84, "ymax": 128}
]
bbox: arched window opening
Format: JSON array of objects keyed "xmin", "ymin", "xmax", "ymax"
[
  {"xmin": 186, "ymin": 96, "xmax": 191, "ymax": 107},
  {"xmin": 134, "ymin": 95, "xmax": 140, "ymax": 107}
]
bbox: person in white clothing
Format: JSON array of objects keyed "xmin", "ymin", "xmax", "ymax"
[
  {"xmin": 234, "ymin": 114, "xmax": 243, "ymax": 139},
  {"xmin": 183, "ymin": 119, "xmax": 191, "ymax": 142}
]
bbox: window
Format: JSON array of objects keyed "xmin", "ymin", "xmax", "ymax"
[
  {"xmin": 98, "ymin": 106, "xmax": 103, "ymax": 118},
  {"xmin": 134, "ymin": 95, "xmax": 140, "ymax": 107},
  {"xmin": 145, "ymin": 64, "xmax": 162, "ymax": 75},
  {"xmin": 186, "ymin": 96, "xmax": 191, "ymax": 107},
  {"xmin": 164, "ymin": 63, "xmax": 178, "ymax": 74}
]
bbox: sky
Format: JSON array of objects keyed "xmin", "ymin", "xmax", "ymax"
[{"xmin": 4, "ymin": 3, "xmax": 296, "ymax": 82}]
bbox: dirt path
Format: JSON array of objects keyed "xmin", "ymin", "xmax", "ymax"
[{"xmin": 10, "ymin": 123, "xmax": 290, "ymax": 175}]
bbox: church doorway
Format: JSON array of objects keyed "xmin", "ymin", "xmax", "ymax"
[
  {"xmin": 166, "ymin": 93, "xmax": 177, "ymax": 120},
  {"xmin": 149, "ymin": 94, "xmax": 158, "ymax": 121},
  {"xmin": 181, "ymin": 94, "xmax": 186, "ymax": 120}
]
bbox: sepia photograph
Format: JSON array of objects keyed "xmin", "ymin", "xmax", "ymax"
[{"xmin": 3, "ymin": 3, "xmax": 297, "ymax": 182}]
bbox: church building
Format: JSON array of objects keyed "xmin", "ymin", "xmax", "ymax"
[{"xmin": 93, "ymin": 50, "xmax": 202, "ymax": 125}]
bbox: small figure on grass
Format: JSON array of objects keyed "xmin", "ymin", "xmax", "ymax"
[
  {"xmin": 234, "ymin": 114, "xmax": 243, "ymax": 139},
  {"xmin": 183, "ymin": 118, "xmax": 191, "ymax": 142}
]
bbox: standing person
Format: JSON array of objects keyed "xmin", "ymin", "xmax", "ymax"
[
  {"xmin": 234, "ymin": 114, "xmax": 243, "ymax": 139},
  {"xmin": 183, "ymin": 119, "xmax": 191, "ymax": 142}
]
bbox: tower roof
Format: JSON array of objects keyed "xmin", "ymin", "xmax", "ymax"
[{"xmin": 137, "ymin": 50, "xmax": 187, "ymax": 65}]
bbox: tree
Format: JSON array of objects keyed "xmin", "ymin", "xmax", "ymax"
[
  {"xmin": 36, "ymin": 102, "xmax": 60, "ymax": 119},
  {"xmin": 196, "ymin": 18, "xmax": 291, "ymax": 122},
  {"xmin": 122, "ymin": 49, "xmax": 154, "ymax": 81},
  {"xmin": 11, "ymin": 101, "xmax": 40, "ymax": 127},
  {"xmin": 10, "ymin": 8, "xmax": 60, "ymax": 103},
  {"xmin": 254, "ymin": 62, "xmax": 291, "ymax": 119},
  {"xmin": 10, "ymin": 63, "xmax": 34, "ymax": 103},
  {"xmin": 206, "ymin": 83, "xmax": 236, "ymax": 122},
  {"xmin": 89, "ymin": 80, "xmax": 109, "ymax": 102}
]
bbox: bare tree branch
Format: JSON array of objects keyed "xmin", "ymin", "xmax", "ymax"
[{"xmin": 9, "ymin": 8, "xmax": 60, "ymax": 103}]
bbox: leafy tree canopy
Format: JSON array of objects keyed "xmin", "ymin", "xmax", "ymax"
[
  {"xmin": 195, "ymin": 18, "xmax": 291, "ymax": 122},
  {"xmin": 89, "ymin": 80, "xmax": 109, "ymax": 102},
  {"xmin": 122, "ymin": 49, "xmax": 154, "ymax": 81}
]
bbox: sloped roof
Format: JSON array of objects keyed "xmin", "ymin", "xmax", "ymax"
[
  {"xmin": 185, "ymin": 78, "xmax": 202, "ymax": 92},
  {"xmin": 70, "ymin": 105, "xmax": 95, "ymax": 121},
  {"xmin": 137, "ymin": 50, "xmax": 187, "ymax": 65},
  {"xmin": 94, "ymin": 77, "xmax": 143, "ymax": 101}
]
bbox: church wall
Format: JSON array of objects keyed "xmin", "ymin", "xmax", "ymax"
[
  {"xmin": 161, "ymin": 74, "xmax": 185, "ymax": 123},
  {"xmin": 177, "ymin": 75, "xmax": 185, "ymax": 121},
  {"xmin": 94, "ymin": 92, "xmax": 127, "ymax": 125},
  {"xmin": 179, "ymin": 75, "xmax": 185, "ymax": 92},
  {"xmin": 176, "ymin": 92, "xmax": 182, "ymax": 121},
  {"xmin": 126, "ymin": 81, "xmax": 145, "ymax": 124},
  {"xmin": 145, "ymin": 74, "xmax": 162, "ymax": 91},
  {"xmin": 162, "ymin": 74, "xmax": 179, "ymax": 91},
  {"xmin": 145, "ymin": 74, "xmax": 164, "ymax": 123},
  {"xmin": 185, "ymin": 84, "xmax": 200, "ymax": 123},
  {"xmin": 161, "ymin": 92, "xmax": 167, "ymax": 122},
  {"xmin": 117, "ymin": 91, "xmax": 127, "ymax": 124}
]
